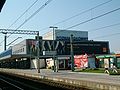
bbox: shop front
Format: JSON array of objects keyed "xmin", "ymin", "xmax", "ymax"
[{"xmin": 96, "ymin": 54, "xmax": 116, "ymax": 69}]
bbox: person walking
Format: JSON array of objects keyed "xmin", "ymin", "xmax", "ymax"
[
  {"xmin": 104, "ymin": 63, "xmax": 109, "ymax": 74},
  {"xmin": 112, "ymin": 63, "xmax": 118, "ymax": 73}
]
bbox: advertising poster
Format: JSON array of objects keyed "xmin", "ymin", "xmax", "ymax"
[
  {"xmin": 74, "ymin": 54, "xmax": 88, "ymax": 68},
  {"xmin": 27, "ymin": 40, "xmax": 38, "ymax": 56}
]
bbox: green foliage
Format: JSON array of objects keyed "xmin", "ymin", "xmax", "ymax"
[
  {"xmin": 75, "ymin": 68, "xmax": 120, "ymax": 75},
  {"xmin": 75, "ymin": 68, "xmax": 105, "ymax": 73}
]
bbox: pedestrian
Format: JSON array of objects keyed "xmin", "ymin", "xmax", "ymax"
[
  {"xmin": 112, "ymin": 63, "xmax": 118, "ymax": 73},
  {"xmin": 104, "ymin": 63, "xmax": 109, "ymax": 74},
  {"xmin": 68, "ymin": 62, "xmax": 72, "ymax": 70}
]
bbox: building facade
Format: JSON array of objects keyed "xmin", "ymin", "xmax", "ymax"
[
  {"xmin": 43, "ymin": 30, "xmax": 88, "ymax": 41},
  {"xmin": 0, "ymin": 30, "xmax": 110, "ymax": 69}
]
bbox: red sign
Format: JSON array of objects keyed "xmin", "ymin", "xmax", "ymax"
[{"xmin": 74, "ymin": 54, "xmax": 88, "ymax": 68}]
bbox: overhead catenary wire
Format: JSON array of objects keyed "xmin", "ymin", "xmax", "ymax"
[
  {"xmin": 0, "ymin": 0, "xmax": 53, "ymax": 46},
  {"xmin": 9, "ymin": 0, "xmax": 53, "ymax": 36},
  {"xmin": 7, "ymin": 0, "xmax": 39, "ymax": 29},
  {"xmin": 0, "ymin": 0, "xmax": 39, "ymax": 45},
  {"xmin": 0, "ymin": 0, "xmax": 118, "ymax": 47},
  {"xmin": 43, "ymin": 22, "xmax": 120, "ymax": 36},
  {"xmin": 85, "ymin": 22, "xmax": 120, "ymax": 40},
  {"xmin": 91, "ymin": 32, "xmax": 120, "ymax": 39},
  {"xmin": 89, "ymin": 22, "xmax": 120, "ymax": 32},
  {"xmin": 15, "ymin": 0, "xmax": 119, "ymax": 40},
  {"xmin": 53, "ymin": 0, "xmax": 112, "ymax": 26},
  {"xmin": 66, "ymin": 7, "xmax": 120, "ymax": 30},
  {"xmin": 44, "ymin": 22, "xmax": 120, "ymax": 37},
  {"xmin": 15, "ymin": 0, "xmax": 53, "ymax": 30},
  {"xmin": 45, "ymin": 7, "xmax": 120, "ymax": 37},
  {"xmin": 42, "ymin": 0, "xmax": 113, "ymax": 35}
]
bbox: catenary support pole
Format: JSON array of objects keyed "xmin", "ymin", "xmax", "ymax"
[
  {"xmin": 70, "ymin": 34, "xmax": 74, "ymax": 71},
  {"xmin": 37, "ymin": 32, "xmax": 40, "ymax": 73},
  {"xmin": 49, "ymin": 26, "xmax": 58, "ymax": 72},
  {"xmin": 3, "ymin": 32, "xmax": 7, "ymax": 51}
]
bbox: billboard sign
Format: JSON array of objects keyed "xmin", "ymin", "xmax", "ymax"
[
  {"xmin": 27, "ymin": 39, "xmax": 38, "ymax": 56},
  {"xmin": 74, "ymin": 54, "xmax": 88, "ymax": 68}
]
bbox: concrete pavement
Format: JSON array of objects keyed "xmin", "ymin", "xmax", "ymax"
[{"xmin": 0, "ymin": 68, "xmax": 120, "ymax": 90}]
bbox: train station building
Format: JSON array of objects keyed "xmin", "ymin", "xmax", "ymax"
[{"xmin": 0, "ymin": 30, "xmax": 110, "ymax": 69}]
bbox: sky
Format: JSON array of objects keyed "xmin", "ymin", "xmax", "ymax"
[{"xmin": 0, "ymin": 0, "xmax": 120, "ymax": 53}]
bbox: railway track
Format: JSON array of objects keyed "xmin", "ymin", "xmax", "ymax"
[
  {"xmin": 0, "ymin": 72, "xmax": 91, "ymax": 90},
  {"xmin": 0, "ymin": 77, "xmax": 24, "ymax": 90},
  {"xmin": 0, "ymin": 72, "xmax": 68, "ymax": 90},
  {"xmin": 0, "ymin": 74, "xmax": 51, "ymax": 90}
]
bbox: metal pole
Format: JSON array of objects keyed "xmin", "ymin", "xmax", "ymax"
[
  {"xmin": 70, "ymin": 34, "xmax": 74, "ymax": 71},
  {"xmin": 53, "ymin": 28, "xmax": 56, "ymax": 72},
  {"xmin": 3, "ymin": 32, "xmax": 7, "ymax": 51},
  {"xmin": 30, "ymin": 46, "xmax": 32, "ymax": 70},
  {"xmin": 49, "ymin": 26, "xmax": 58, "ymax": 72},
  {"xmin": 37, "ymin": 32, "xmax": 40, "ymax": 73}
]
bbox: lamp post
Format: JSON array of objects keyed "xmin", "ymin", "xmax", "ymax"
[{"xmin": 49, "ymin": 26, "xmax": 58, "ymax": 72}]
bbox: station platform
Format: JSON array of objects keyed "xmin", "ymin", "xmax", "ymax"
[{"xmin": 0, "ymin": 68, "xmax": 120, "ymax": 90}]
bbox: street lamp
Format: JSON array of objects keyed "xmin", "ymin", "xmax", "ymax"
[{"xmin": 49, "ymin": 26, "xmax": 58, "ymax": 72}]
